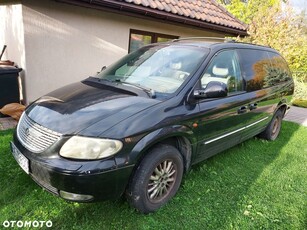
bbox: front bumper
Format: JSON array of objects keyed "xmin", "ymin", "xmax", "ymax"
[{"xmin": 11, "ymin": 133, "xmax": 134, "ymax": 202}]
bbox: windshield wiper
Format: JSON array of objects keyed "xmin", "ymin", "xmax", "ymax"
[{"xmin": 114, "ymin": 79, "xmax": 156, "ymax": 98}]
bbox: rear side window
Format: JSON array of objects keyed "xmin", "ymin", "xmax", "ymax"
[
  {"xmin": 237, "ymin": 49, "xmax": 292, "ymax": 92},
  {"xmin": 265, "ymin": 52, "xmax": 292, "ymax": 87},
  {"xmin": 237, "ymin": 49, "xmax": 271, "ymax": 91}
]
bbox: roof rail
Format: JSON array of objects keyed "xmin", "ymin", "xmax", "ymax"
[{"xmin": 172, "ymin": 37, "xmax": 236, "ymax": 43}]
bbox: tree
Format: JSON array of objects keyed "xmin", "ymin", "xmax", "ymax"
[
  {"xmin": 218, "ymin": 0, "xmax": 307, "ymax": 102},
  {"xmin": 217, "ymin": 0, "xmax": 282, "ymax": 24},
  {"xmin": 218, "ymin": 0, "xmax": 307, "ymax": 72},
  {"xmin": 241, "ymin": 4, "xmax": 307, "ymax": 73}
]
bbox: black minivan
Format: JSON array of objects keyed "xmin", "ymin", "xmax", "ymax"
[{"xmin": 11, "ymin": 38, "xmax": 294, "ymax": 213}]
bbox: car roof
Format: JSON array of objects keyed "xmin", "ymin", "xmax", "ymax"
[{"xmin": 159, "ymin": 37, "xmax": 279, "ymax": 54}]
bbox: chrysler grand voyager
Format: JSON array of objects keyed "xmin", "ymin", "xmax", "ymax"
[{"xmin": 11, "ymin": 38, "xmax": 294, "ymax": 213}]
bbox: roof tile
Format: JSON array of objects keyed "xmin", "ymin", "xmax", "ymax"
[
  {"xmin": 123, "ymin": 0, "xmax": 247, "ymax": 31},
  {"xmin": 148, "ymin": 0, "xmax": 157, "ymax": 9},
  {"xmin": 174, "ymin": 5, "xmax": 184, "ymax": 15},
  {"xmin": 155, "ymin": 1, "xmax": 165, "ymax": 10},
  {"xmin": 161, "ymin": 1, "xmax": 171, "ymax": 12},
  {"xmin": 141, "ymin": 0, "xmax": 150, "ymax": 7}
]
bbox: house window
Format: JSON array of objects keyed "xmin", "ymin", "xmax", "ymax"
[{"xmin": 129, "ymin": 29, "xmax": 179, "ymax": 53}]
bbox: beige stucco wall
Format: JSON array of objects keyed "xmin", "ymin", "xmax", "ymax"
[
  {"xmin": 0, "ymin": 3, "xmax": 26, "ymax": 102},
  {"xmin": 6, "ymin": 0, "xmax": 226, "ymax": 103},
  {"xmin": 0, "ymin": 4, "xmax": 25, "ymax": 70}
]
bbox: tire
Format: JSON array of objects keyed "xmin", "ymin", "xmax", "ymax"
[
  {"xmin": 126, "ymin": 144, "xmax": 184, "ymax": 214},
  {"xmin": 259, "ymin": 109, "xmax": 283, "ymax": 141}
]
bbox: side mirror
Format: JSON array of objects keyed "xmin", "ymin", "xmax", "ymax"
[{"xmin": 194, "ymin": 81, "xmax": 228, "ymax": 99}]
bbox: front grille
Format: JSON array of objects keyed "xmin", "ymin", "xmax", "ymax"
[{"xmin": 17, "ymin": 113, "xmax": 62, "ymax": 153}]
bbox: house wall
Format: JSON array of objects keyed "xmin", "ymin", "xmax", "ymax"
[
  {"xmin": 0, "ymin": 3, "xmax": 26, "ymax": 102},
  {"xmin": 20, "ymin": 0, "xmax": 225, "ymax": 103},
  {"xmin": 0, "ymin": 4, "xmax": 25, "ymax": 66}
]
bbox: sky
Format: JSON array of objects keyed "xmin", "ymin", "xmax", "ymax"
[{"xmin": 289, "ymin": 0, "xmax": 307, "ymax": 14}]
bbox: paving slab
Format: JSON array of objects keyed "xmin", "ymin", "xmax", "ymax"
[
  {"xmin": 0, "ymin": 117, "xmax": 17, "ymax": 131},
  {"xmin": 284, "ymin": 106, "xmax": 307, "ymax": 127}
]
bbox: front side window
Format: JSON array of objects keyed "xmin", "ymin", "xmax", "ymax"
[
  {"xmin": 200, "ymin": 50, "xmax": 243, "ymax": 93},
  {"xmin": 97, "ymin": 45, "xmax": 208, "ymax": 97}
]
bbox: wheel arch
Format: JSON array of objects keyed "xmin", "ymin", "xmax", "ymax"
[
  {"xmin": 276, "ymin": 101, "xmax": 289, "ymax": 118},
  {"xmin": 128, "ymin": 125, "xmax": 197, "ymax": 173}
]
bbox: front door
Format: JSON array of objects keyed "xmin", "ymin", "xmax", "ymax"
[{"xmin": 193, "ymin": 49, "xmax": 250, "ymax": 162}]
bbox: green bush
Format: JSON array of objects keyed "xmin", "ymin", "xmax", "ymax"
[
  {"xmin": 292, "ymin": 99, "xmax": 307, "ymax": 108},
  {"xmin": 292, "ymin": 77, "xmax": 307, "ymax": 107},
  {"xmin": 292, "ymin": 72, "xmax": 307, "ymax": 83},
  {"xmin": 293, "ymin": 80, "xmax": 307, "ymax": 99}
]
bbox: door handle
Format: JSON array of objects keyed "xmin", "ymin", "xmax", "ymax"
[
  {"xmin": 249, "ymin": 103, "xmax": 258, "ymax": 110},
  {"xmin": 238, "ymin": 106, "xmax": 248, "ymax": 114}
]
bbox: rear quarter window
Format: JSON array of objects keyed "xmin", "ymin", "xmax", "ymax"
[
  {"xmin": 237, "ymin": 49, "xmax": 292, "ymax": 92},
  {"xmin": 265, "ymin": 52, "xmax": 292, "ymax": 87}
]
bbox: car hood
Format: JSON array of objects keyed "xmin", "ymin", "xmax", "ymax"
[{"xmin": 26, "ymin": 81, "xmax": 160, "ymax": 135}]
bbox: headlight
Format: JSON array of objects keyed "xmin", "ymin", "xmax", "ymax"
[{"xmin": 59, "ymin": 136, "xmax": 123, "ymax": 160}]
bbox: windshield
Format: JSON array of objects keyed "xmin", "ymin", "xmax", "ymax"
[{"xmin": 96, "ymin": 45, "xmax": 208, "ymax": 97}]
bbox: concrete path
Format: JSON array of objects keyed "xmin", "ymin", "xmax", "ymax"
[
  {"xmin": 284, "ymin": 106, "xmax": 307, "ymax": 127},
  {"xmin": 0, "ymin": 117, "xmax": 17, "ymax": 131}
]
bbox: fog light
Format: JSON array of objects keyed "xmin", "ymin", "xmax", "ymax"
[{"xmin": 59, "ymin": 191, "xmax": 93, "ymax": 201}]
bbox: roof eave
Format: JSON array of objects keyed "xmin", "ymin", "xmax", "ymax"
[{"xmin": 55, "ymin": 0, "xmax": 248, "ymax": 36}]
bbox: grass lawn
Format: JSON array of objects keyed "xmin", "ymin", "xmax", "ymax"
[{"xmin": 0, "ymin": 121, "xmax": 306, "ymax": 229}]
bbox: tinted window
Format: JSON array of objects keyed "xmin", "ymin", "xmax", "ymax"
[
  {"xmin": 237, "ymin": 49, "xmax": 271, "ymax": 91},
  {"xmin": 201, "ymin": 50, "xmax": 243, "ymax": 93},
  {"xmin": 265, "ymin": 52, "xmax": 292, "ymax": 87}
]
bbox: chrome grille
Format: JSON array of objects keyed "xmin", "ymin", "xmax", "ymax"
[{"xmin": 17, "ymin": 113, "xmax": 62, "ymax": 153}]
